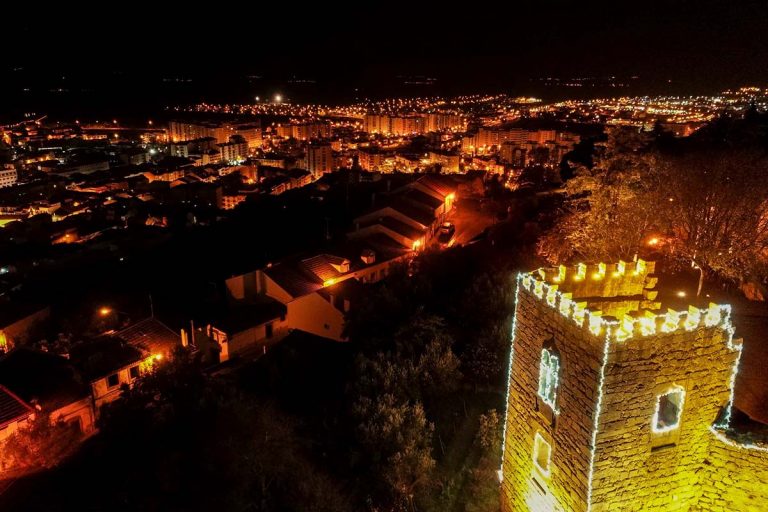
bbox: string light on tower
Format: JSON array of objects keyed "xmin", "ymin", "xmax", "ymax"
[{"xmin": 498, "ymin": 274, "xmax": 523, "ymax": 483}]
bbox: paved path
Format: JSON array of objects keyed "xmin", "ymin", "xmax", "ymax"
[{"xmin": 449, "ymin": 198, "xmax": 497, "ymax": 246}]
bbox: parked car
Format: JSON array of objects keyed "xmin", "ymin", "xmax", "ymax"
[{"xmin": 437, "ymin": 222, "xmax": 456, "ymax": 246}]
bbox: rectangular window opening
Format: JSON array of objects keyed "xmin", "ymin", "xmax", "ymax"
[
  {"xmin": 532, "ymin": 432, "xmax": 552, "ymax": 477},
  {"xmin": 653, "ymin": 386, "xmax": 685, "ymax": 433}
]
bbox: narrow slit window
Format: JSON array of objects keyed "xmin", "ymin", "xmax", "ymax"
[{"xmin": 537, "ymin": 348, "xmax": 560, "ymax": 409}]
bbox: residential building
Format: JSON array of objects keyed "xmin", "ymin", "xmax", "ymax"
[
  {"xmin": 276, "ymin": 122, "xmax": 331, "ymax": 141},
  {"xmin": 463, "ymin": 127, "xmax": 579, "ymax": 155},
  {"xmin": 198, "ymin": 298, "xmax": 289, "ymax": 363},
  {"xmin": 222, "ymin": 193, "xmax": 247, "ymax": 210},
  {"xmin": 363, "ymin": 114, "xmax": 429, "ymax": 135},
  {"xmin": 293, "ymin": 121, "xmax": 332, "ymax": 141},
  {"xmin": 305, "ymin": 143, "xmax": 334, "ymax": 176},
  {"xmin": 428, "ymin": 151, "xmax": 461, "ymax": 173},
  {"xmin": 168, "ymin": 121, "xmax": 217, "ymax": 143},
  {"xmin": 169, "ymin": 142, "xmax": 190, "ymax": 158},
  {"xmin": 234, "ymin": 124, "xmax": 262, "ymax": 149},
  {"xmin": 0, "ymin": 385, "xmax": 34, "ymax": 443},
  {"xmin": 69, "ymin": 338, "xmax": 149, "ymax": 413},
  {"xmin": 364, "ymin": 114, "xmax": 390, "ymax": 134},
  {"xmin": 394, "ymin": 155, "xmax": 422, "ymax": 173},
  {"xmin": 218, "ymin": 136, "xmax": 248, "ymax": 164},
  {"xmin": 358, "ymin": 148, "xmax": 386, "ymax": 171},
  {"xmin": 0, "ymin": 349, "xmax": 95, "ymax": 435},
  {"xmin": 198, "ymin": 237, "xmax": 413, "ymax": 363},
  {"xmin": 285, "ymin": 168, "xmax": 313, "ymax": 188},
  {"xmin": 350, "ymin": 175, "xmax": 457, "ymax": 248},
  {"xmin": 254, "ymin": 157, "xmax": 286, "ymax": 168},
  {"xmin": 424, "ymin": 113, "xmax": 466, "ymax": 132},
  {"xmin": 0, "ymin": 304, "xmax": 50, "ymax": 353},
  {"xmin": 390, "ymin": 115, "xmax": 424, "ymax": 136},
  {"xmin": 116, "ymin": 317, "xmax": 183, "ymax": 361},
  {"xmin": 0, "ymin": 165, "xmax": 17, "ymax": 188}
]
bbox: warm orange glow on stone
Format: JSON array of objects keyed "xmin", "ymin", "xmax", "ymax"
[{"xmin": 501, "ymin": 261, "xmax": 765, "ymax": 512}]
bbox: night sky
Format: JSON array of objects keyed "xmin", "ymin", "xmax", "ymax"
[{"xmin": 3, "ymin": 1, "xmax": 767, "ymax": 119}]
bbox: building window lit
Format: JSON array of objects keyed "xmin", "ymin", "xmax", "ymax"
[
  {"xmin": 652, "ymin": 386, "xmax": 685, "ymax": 433},
  {"xmin": 532, "ymin": 432, "xmax": 552, "ymax": 477},
  {"xmin": 538, "ymin": 348, "xmax": 560, "ymax": 410}
]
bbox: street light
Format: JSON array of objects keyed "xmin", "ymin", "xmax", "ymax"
[{"xmin": 99, "ymin": 307, "xmax": 113, "ymax": 317}]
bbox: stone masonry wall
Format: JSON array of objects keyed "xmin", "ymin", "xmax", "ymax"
[
  {"xmin": 698, "ymin": 438, "xmax": 768, "ymax": 511},
  {"xmin": 591, "ymin": 326, "xmax": 738, "ymax": 511},
  {"xmin": 502, "ymin": 264, "xmax": 767, "ymax": 512},
  {"xmin": 501, "ymin": 284, "xmax": 603, "ymax": 512}
]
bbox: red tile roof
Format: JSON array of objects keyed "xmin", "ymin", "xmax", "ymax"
[{"xmin": 301, "ymin": 254, "xmax": 349, "ymax": 282}]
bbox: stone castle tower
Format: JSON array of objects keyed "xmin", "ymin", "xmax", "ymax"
[{"xmin": 500, "ymin": 260, "xmax": 768, "ymax": 512}]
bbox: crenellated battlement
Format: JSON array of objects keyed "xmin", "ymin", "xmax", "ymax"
[
  {"xmin": 501, "ymin": 260, "xmax": 768, "ymax": 512},
  {"xmin": 519, "ymin": 259, "xmax": 736, "ymax": 343},
  {"xmin": 535, "ymin": 259, "xmax": 657, "ymax": 299}
]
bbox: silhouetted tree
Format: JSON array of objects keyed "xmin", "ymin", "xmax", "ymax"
[
  {"xmin": 537, "ymin": 127, "xmax": 657, "ymax": 264},
  {"xmin": 96, "ymin": 348, "xmax": 352, "ymax": 512},
  {"xmin": 652, "ymin": 150, "xmax": 768, "ymax": 295},
  {"xmin": 355, "ymin": 394, "xmax": 435, "ymax": 510},
  {"xmin": 464, "ymin": 410, "xmax": 503, "ymax": 512}
]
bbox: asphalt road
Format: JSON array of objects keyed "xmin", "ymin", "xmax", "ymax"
[{"xmin": 448, "ymin": 198, "xmax": 498, "ymax": 246}]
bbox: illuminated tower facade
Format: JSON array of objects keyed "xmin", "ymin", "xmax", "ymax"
[{"xmin": 500, "ymin": 260, "xmax": 754, "ymax": 511}]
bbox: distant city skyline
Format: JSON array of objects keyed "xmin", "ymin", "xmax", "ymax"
[{"xmin": 3, "ymin": 2, "xmax": 768, "ymax": 121}]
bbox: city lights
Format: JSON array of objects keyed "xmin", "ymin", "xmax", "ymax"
[{"xmin": 3, "ymin": 9, "xmax": 767, "ymax": 512}]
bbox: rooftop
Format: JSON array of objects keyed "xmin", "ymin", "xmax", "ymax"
[
  {"xmin": 263, "ymin": 261, "xmax": 323, "ymax": 298},
  {"xmin": 417, "ymin": 174, "xmax": 457, "ymax": 197},
  {"xmin": 0, "ymin": 348, "xmax": 89, "ymax": 410},
  {"xmin": 0, "ymin": 301, "xmax": 48, "ymax": 328},
  {"xmin": 212, "ymin": 299, "xmax": 287, "ymax": 335},
  {"xmin": 386, "ymin": 200, "xmax": 435, "ymax": 227},
  {"xmin": 70, "ymin": 338, "xmax": 145, "ymax": 381},
  {"xmin": 378, "ymin": 216, "xmax": 425, "ymax": 240},
  {"xmin": 116, "ymin": 318, "xmax": 181, "ymax": 358},
  {"xmin": 399, "ymin": 188, "xmax": 444, "ymax": 210},
  {"xmin": 0, "ymin": 384, "xmax": 34, "ymax": 428},
  {"xmin": 301, "ymin": 254, "xmax": 349, "ymax": 282}
]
